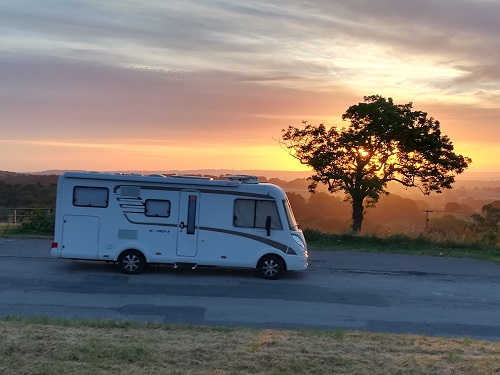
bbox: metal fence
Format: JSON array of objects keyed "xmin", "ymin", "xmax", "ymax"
[{"xmin": 0, "ymin": 208, "xmax": 51, "ymax": 225}]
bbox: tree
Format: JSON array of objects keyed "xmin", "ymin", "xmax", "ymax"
[
  {"xmin": 470, "ymin": 203, "xmax": 500, "ymax": 245},
  {"xmin": 280, "ymin": 95, "xmax": 471, "ymax": 232}
]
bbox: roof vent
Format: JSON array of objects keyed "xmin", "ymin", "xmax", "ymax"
[{"xmin": 222, "ymin": 175, "xmax": 259, "ymax": 184}]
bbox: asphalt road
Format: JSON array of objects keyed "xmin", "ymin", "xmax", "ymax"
[{"xmin": 1, "ymin": 238, "xmax": 500, "ymax": 341}]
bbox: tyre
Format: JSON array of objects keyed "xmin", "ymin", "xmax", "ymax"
[
  {"xmin": 118, "ymin": 250, "xmax": 146, "ymax": 274},
  {"xmin": 257, "ymin": 255, "xmax": 284, "ymax": 280}
]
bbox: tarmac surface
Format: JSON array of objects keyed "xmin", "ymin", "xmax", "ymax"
[{"xmin": 1, "ymin": 238, "xmax": 500, "ymax": 341}]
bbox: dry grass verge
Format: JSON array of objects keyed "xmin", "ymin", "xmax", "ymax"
[{"xmin": 1, "ymin": 318, "xmax": 500, "ymax": 374}]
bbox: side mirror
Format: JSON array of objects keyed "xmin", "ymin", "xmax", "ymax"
[{"xmin": 265, "ymin": 215, "xmax": 272, "ymax": 237}]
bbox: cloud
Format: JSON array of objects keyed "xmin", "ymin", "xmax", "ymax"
[
  {"xmin": 0, "ymin": 0, "xmax": 499, "ymax": 172},
  {"xmin": 2, "ymin": 0, "xmax": 499, "ymax": 95},
  {"xmin": 0, "ymin": 54, "xmax": 355, "ymax": 143}
]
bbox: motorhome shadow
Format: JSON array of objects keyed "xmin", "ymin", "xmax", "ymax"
[{"xmin": 51, "ymin": 173, "xmax": 308, "ymax": 279}]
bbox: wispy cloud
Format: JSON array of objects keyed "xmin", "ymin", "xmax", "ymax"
[
  {"xmin": 2, "ymin": 0, "xmax": 499, "ymax": 94},
  {"xmin": 0, "ymin": 0, "xmax": 499, "ymax": 172}
]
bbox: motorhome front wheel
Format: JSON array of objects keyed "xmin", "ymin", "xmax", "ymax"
[{"xmin": 257, "ymin": 255, "xmax": 284, "ymax": 280}]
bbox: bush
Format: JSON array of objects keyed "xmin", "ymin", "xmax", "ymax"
[
  {"xmin": 303, "ymin": 228, "xmax": 324, "ymax": 242},
  {"xmin": 18, "ymin": 210, "xmax": 55, "ymax": 234},
  {"xmin": 469, "ymin": 204, "xmax": 500, "ymax": 246}
]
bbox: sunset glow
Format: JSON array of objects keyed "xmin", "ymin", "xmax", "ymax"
[{"xmin": 1, "ymin": 1, "xmax": 499, "ymax": 176}]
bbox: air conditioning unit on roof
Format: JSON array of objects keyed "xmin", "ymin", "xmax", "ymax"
[{"xmin": 222, "ymin": 175, "xmax": 259, "ymax": 184}]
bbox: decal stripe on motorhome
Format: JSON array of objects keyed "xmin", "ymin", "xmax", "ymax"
[
  {"xmin": 120, "ymin": 213, "xmax": 292, "ymax": 254},
  {"xmin": 199, "ymin": 226, "xmax": 290, "ymax": 253}
]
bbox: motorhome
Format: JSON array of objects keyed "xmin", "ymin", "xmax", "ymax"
[{"xmin": 50, "ymin": 172, "xmax": 308, "ymax": 279}]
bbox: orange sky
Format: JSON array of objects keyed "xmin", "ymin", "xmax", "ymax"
[{"xmin": 1, "ymin": 1, "xmax": 499, "ymax": 176}]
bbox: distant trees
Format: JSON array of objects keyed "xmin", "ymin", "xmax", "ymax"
[
  {"xmin": 0, "ymin": 178, "xmax": 57, "ymax": 208},
  {"xmin": 281, "ymin": 95, "xmax": 471, "ymax": 232},
  {"xmin": 445, "ymin": 202, "xmax": 461, "ymax": 213},
  {"xmin": 286, "ymin": 191, "xmax": 351, "ymax": 232}
]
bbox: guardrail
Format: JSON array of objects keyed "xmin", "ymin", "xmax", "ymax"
[{"xmin": 0, "ymin": 208, "xmax": 51, "ymax": 225}]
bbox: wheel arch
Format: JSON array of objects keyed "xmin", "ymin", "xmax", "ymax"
[
  {"xmin": 115, "ymin": 243, "xmax": 149, "ymax": 262},
  {"xmin": 256, "ymin": 251, "xmax": 287, "ymax": 271},
  {"xmin": 117, "ymin": 248, "xmax": 148, "ymax": 274},
  {"xmin": 256, "ymin": 253, "xmax": 286, "ymax": 280}
]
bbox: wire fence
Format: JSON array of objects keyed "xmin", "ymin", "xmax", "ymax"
[{"xmin": 0, "ymin": 208, "xmax": 52, "ymax": 225}]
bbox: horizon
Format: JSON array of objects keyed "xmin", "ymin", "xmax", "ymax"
[
  {"xmin": 1, "ymin": 1, "xmax": 500, "ymax": 174},
  {"xmin": 4, "ymin": 168, "xmax": 500, "ymax": 183}
]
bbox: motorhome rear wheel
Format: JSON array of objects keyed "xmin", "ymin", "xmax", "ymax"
[{"xmin": 118, "ymin": 250, "xmax": 146, "ymax": 274}]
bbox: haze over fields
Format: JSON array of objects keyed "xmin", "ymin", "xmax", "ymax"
[{"xmin": 1, "ymin": 1, "xmax": 500, "ymax": 175}]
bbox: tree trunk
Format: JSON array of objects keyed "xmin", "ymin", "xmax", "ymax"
[{"xmin": 351, "ymin": 196, "xmax": 365, "ymax": 232}]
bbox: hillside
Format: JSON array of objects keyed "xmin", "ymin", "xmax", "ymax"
[{"xmin": 0, "ymin": 171, "xmax": 59, "ymax": 185}]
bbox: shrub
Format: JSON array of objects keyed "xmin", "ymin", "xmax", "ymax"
[
  {"xmin": 18, "ymin": 210, "xmax": 55, "ymax": 234},
  {"xmin": 469, "ymin": 204, "xmax": 500, "ymax": 246}
]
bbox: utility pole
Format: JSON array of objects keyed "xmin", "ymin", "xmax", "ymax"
[{"xmin": 424, "ymin": 210, "xmax": 433, "ymax": 232}]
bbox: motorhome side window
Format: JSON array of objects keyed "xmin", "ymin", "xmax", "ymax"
[
  {"xmin": 145, "ymin": 199, "xmax": 171, "ymax": 217},
  {"xmin": 73, "ymin": 186, "xmax": 109, "ymax": 208},
  {"xmin": 233, "ymin": 199, "xmax": 282, "ymax": 229}
]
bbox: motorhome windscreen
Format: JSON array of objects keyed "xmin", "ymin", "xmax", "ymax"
[
  {"xmin": 283, "ymin": 197, "xmax": 299, "ymax": 231},
  {"xmin": 233, "ymin": 199, "xmax": 282, "ymax": 229}
]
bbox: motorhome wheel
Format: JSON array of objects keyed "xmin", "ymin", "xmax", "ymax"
[
  {"xmin": 118, "ymin": 250, "xmax": 146, "ymax": 274},
  {"xmin": 257, "ymin": 255, "xmax": 284, "ymax": 280}
]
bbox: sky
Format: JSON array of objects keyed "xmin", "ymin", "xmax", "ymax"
[{"xmin": 1, "ymin": 0, "xmax": 500, "ymax": 175}]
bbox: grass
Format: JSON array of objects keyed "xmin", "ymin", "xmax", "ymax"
[
  {"xmin": 0, "ymin": 223, "xmax": 53, "ymax": 239},
  {"xmin": 304, "ymin": 229, "xmax": 500, "ymax": 263},
  {"xmin": 1, "ymin": 316, "xmax": 500, "ymax": 375}
]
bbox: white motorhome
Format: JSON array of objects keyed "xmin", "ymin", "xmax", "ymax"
[{"xmin": 51, "ymin": 172, "xmax": 308, "ymax": 279}]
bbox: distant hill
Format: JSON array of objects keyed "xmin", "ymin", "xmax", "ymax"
[
  {"xmin": 0, "ymin": 171, "xmax": 58, "ymax": 185},
  {"xmin": 455, "ymin": 172, "xmax": 500, "ymax": 181},
  {"xmin": 28, "ymin": 169, "xmax": 500, "ymax": 182},
  {"xmin": 31, "ymin": 169, "xmax": 313, "ymax": 181},
  {"xmin": 5, "ymin": 168, "xmax": 500, "ymax": 188}
]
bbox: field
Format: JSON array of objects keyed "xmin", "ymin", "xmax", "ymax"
[{"xmin": 1, "ymin": 317, "xmax": 500, "ymax": 375}]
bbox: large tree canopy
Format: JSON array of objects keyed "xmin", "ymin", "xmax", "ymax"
[{"xmin": 281, "ymin": 95, "xmax": 471, "ymax": 232}]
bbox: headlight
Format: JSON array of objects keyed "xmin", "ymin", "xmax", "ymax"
[{"xmin": 291, "ymin": 234, "xmax": 305, "ymax": 248}]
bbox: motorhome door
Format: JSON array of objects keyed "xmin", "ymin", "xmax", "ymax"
[
  {"xmin": 61, "ymin": 215, "xmax": 99, "ymax": 259},
  {"xmin": 176, "ymin": 191, "xmax": 200, "ymax": 256}
]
